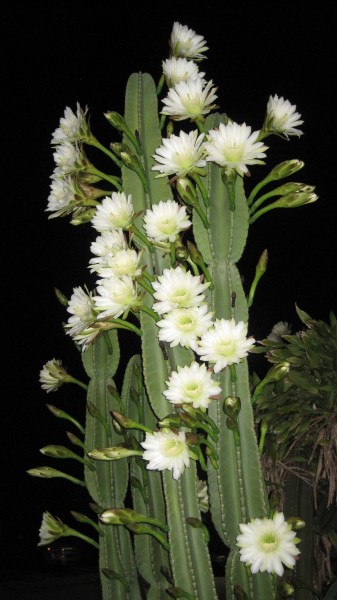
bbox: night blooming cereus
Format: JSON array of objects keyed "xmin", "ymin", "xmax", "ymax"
[{"xmin": 32, "ymin": 20, "xmax": 318, "ymax": 600}]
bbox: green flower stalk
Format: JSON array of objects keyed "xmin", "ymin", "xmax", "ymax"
[{"xmin": 32, "ymin": 19, "xmax": 318, "ymax": 600}]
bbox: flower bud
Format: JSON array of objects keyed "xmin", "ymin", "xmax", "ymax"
[
  {"xmin": 54, "ymin": 287, "xmax": 69, "ymax": 306},
  {"xmin": 280, "ymin": 582, "xmax": 295, "ymax": 597},
  {"xmin": 88, "ymin": 447, "xmax": 143, "ymax": 461},
  {"xmin": 277, "ymin": 191, "xmax": 318, "ymax": 208},
  {"xmin": 287, "ymin": 516, "xmax": 306, "ymax": 530},
  {"xmin": 110, "ymin": 142, "xmax": 133, "ymax": 157},
  {"xmin": 223, "ymin": 396, "xmax": 241, "ymax": 418},
  {"xmin": 70, "ymin": 208, "xmax": 96, "ymax": 225},
  {"xmin": 111, "ymin": 410, "xmax": 152, "ymax": 433},
  {"xmin": 104, "ymin": 111, "xmax": 128, "ymax": 132},
  {"xmin": 39, "ymin": 445, "xmax": 75, "ymax": 459},
  {"xmin": 268, "ymin": 160, "xmax": 304, "ymax": 181},
  {"xmin": 176, "ymin": 177, "xmax": 199, "ymax": 207}
]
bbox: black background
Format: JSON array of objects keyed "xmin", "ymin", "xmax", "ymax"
[{"xmin": 2, "ymin": 1, "xmax": 336, "ymax": 562}]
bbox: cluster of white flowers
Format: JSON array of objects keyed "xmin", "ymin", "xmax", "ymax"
[
  {"xmin": 47, "ymin": 103, "xmax": 91, "ymax": 217},
  {"xmin": 41, "ymin": 21, "xmax": 304, "ymax": 515}
]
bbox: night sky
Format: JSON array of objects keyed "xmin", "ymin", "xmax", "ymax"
[{"xmin": 3, "ymin": 1, "xmax": 337, "ymax": 561}]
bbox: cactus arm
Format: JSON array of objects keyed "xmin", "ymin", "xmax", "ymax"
[{"xmin": 82, "ymin": 331, "xmax": 141, "ymax": 599}]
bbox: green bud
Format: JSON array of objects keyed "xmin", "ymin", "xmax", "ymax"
[
  {"xmin": 280, "ymin": 582, "xmax": 295, "ymax": 597},
  {"xmin": 186, "ymin": 517, "xmax": 210, "ymax": 543},
  {"xmin": 100, "ymin": 507, "xmax": 168, "ymax": 531},
  {"xmin": 277, "ymin": 191, "xmax": 318, "ymax": 208},
  {"xmin": 54, "ymin": 287, "xmax": 68, "ymax": 306},
  {"xmin": 175, "ymin": 245, "xmax": 189, "ymax": 260},
  {"xmin": 88, "ymin": 447, "xmax": 143, "ymax": 461},
  {"xmin": 223, "ymin": 396, "xmax": 241, "ymax": 418},
  {"xmin": 176, "ymin": 177, "xmax": 199, "ymax": 207},
  {"xmin": 269, "ymin": 160, "xmax": 304, "ymax": 181},
  {"xmin": 110, "ymin": 141, "xmax": 133, "ymax": 157},
  {"xmin": 120, "ymin": 150, "xmax": 142, "ymax": 171},
  {"xmin": 252, "ymin": 362, "xmax": 290, "ymax": 404},
  {"xmin": 26, "ymin": 466, "xmax": 86, "ymax": 486},
  {"xmin": 158, "ymin": 415, "xmax": 182, "ymax": 428},
  {"xmin": 104, "ymin": 111, "xmax": 127, "ymax": 132},
  {"xmin": 40, "ymin": 445, "xmax": 75, "ymax": 459},
  {"xmin": 111, "ymin": 410, "xmax": 152, "ymax": 433},
  {"xmin": 70, "ymin": 208, "xmax": 96, "ymax": 225},
  {"xmin": 287, "ymin": 517, "xmax": 306, "ymax": 530}
]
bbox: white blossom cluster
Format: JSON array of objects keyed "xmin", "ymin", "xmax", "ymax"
[{"xmin": 41, "ymin": 20, "xmax": 304, "ymax": 521}]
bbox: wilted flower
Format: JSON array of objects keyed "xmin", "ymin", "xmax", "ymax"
[
  {"xmin": 196, "ymin": 318, "xmax": 255, "ymax": 373},
  {"xmin": 264, "ymin": 95, "xmax": 304, "ymax": 138},
  {"xmin": 205, "ymin": 122, "xmax": 268, "ymax": 176},
  {"xmin": 141, "ymin": 429, "xmax": 190, "ymax": 480},
  {"xmin": 163, "ymin": 361, "xmax": 222, "ymax": 409},
  {"xmin": 169, "ymin": 22, "xmax": 208, "ymax": 61},
  {"xmin": 152, "ymin": 130, "xmax": 206, "ymax": 178},
  {"xmin": 161, "ymin": 79, "xmax": 218, "ymax": 122},
  {"xmin": 143, "ymin": 199, "xmax": 191, "ymax": 243},
  {"xmin": 236, "ymin": 512, "xmax": 300, "ymax": 576}
]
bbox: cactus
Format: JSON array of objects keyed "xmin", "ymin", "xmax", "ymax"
[{"xmin": 31, "ymin": 21, "xmax": 317, "ymax": 600}]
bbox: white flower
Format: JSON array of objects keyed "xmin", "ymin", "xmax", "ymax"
[
  {"xmin": 161, "ymin": 79, "xmax": 218, "ymax": 122},
  {"xmin": 163, "ymin": 361, "xmax": 222, "ymax": 409},
  {"xmin": 162, "ymin": 57, "xmax": 205, "ymax": 87},
  {"xmin": 39, "ymin": 359, "xmax": 68, "ymax": 393},
  {"xmin": 169, "ymin": 22, "xmax": 208, "ymax": 61},
  {"xmin": 267, "ymin": 321, "xmax": 292, "ymax": 342},
  {"xmin": 143, "ymin": 200, "xmax": 191, "ymax": 243},
  {"xmin": 265, "ymin": 95, "xmax": 304, "ymax": 138},
  {"xmin": 141, "ymin": 430, "xmax": 190, "ymax": 480},
  {"xmin": 91, "ymin": 192, "xmax": 134, "ymax": 232},
  {"xmin": 205, "ymin": 122, "xmax": 268, "ymax": 176},
  {"xmin": 52, "ymin": 141, "xmax": 83, "ymax": 175},
  {"xmin": 157, "ymin": 305, "xmax": 213, "ymax": 351},
  {"xmin": 152, "ymin": 130, "xmax": 206, "ymax": 178},
  {"xmin": 94, "ymin": 275, "xmax": 141, "ymax": 319},
  {"xmin": 236, "ymin": 512, "xmax": 300, "ymax": 576},
  {"xmin": 46, "ymin": 176, "xmax": 76, "ymax": 218},
  {"xmin": 38, "ymin": 512, "xmax": 66, "ymax": 546},
  {"xmin": 196, "ymin": 318, "xmax": 255, "ymax": 373},
  {"xmin": 92, "ymin": 248, "xmax": 142, "ymax": 279},
  {"xmin": 152, "ymin": 266, "xmax": 210, "ymax": 315},
  {"xmin": 89, "ymin": 230, "xmax": 128, "ymax": 265},
  {"xmin": 65, "ymin": 286, "xmax": 97, "ymax": 336},
  {"xmin": 51, "ymin": 103, "xmax": 89, "ymax": 145}
]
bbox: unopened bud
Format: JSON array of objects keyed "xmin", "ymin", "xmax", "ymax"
[
  {"xmin": 280, "ymin": 582, "xmax": 295, "ymax": 597},
  {"xmin": 111, "ymin": 410, "xmax": 152, "ymax": 433},
  {"xmin": 54, "ymin": 287, "xmax": 68, "ymax": 306},
  {"xmin": 277, "ymin": 191, "xmax": 318, "ymax": 208},
  {"xmin": 40, "ymin": 445, "xmax": 75, "ymax": 459},
  {"xmin": 223, "ymin": 396, "xmax": 241, "ymax": 418},
  {"xmin": 110, "ymin": 142, "xmax": 132, "ymax": 157},
  {"xmin": 287, "ymin": 517, "xmax": 306, "ymax": 530},
  {"xmin": 70, "ymin": 208, "xmax": 96, "ymax": 225},
  {"xmin": 88, "ymin": 446, "xmax": 143, "ymax": 461},
  {"xmin": 104, "ymin": 111, "xmax": 127, "ymax": 132},
  {"xmin": 176, "ymin": 177, "xmax": 199, "ymax": 207},
  {"xmin": 269, "ymin": 160, "xmax": 304, "ymax": 181}
]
